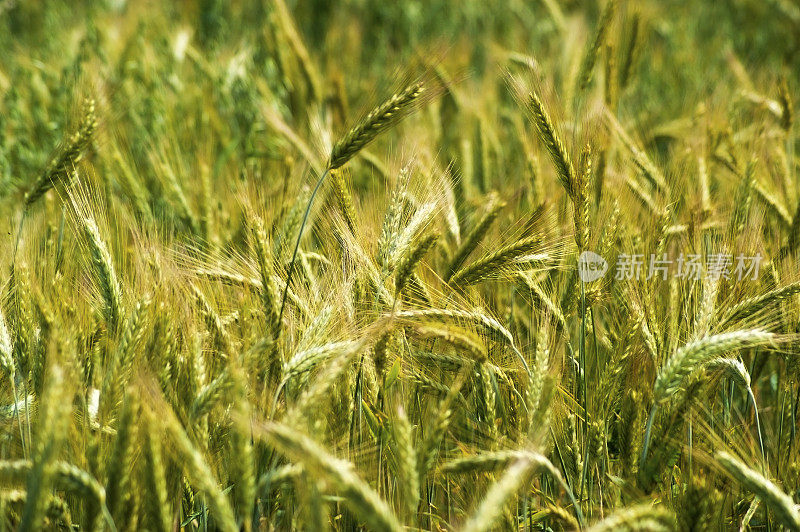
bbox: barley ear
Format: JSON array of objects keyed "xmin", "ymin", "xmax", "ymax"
[
  {"xmin": 142, "ymin": 419, "xmax": 171, "ymax": 532},
  {"xmin": 330, "ymin": 168, "xmax": 358, "ymax": 235},
  {"xmin": 20, "ymin": 363, "xmax": 72, "ymax": 532},
  {"xmin": 653, "ymin": 330, "xmax": 774, "ymax": 405},
  {"xmin": 253, "ymin": 420, "xmax": 403, "ymax": 532},
  {"xmin": 527, "ymin": 90, "xmax": 577, "ymax": 199},
  {"xmin": 460, "ymin": 450, "xmax": 581, "ymax": 532},
  {"xmin": 446, "ymin": 193, "xmax": 505, "ymax": 280},
  {"xmin": 449, "ymin": 237, "xmax": 541, "ymax": 286},
  {"xmin": 716, "ymin": 451, "xmax": 800, "ymax": 530},
  {"xmin": 80, "ymin": 207, "xmax": 123, "ymax": 332},
  {"xmin": 392, "ymin": 407, "xmax": 419, "ymax": 519},
  {"xmin": 252, "ymin": 216, "xmax": 281, "ymax": 340},
  {"xmin": 25, "ymin": 98, "xmax": 97, "ymax": 208},
  {"xmin": 329, "ymin": 81, "xmax": 426, "ymax": 170},
  {"xmin": 147, "ymin": 399, "xmax": 239, "ymax": 532},
  {"xmin": 104, "ymin": 393, "xmax": 138, "ymax": 521},
  {"xmin": 576, "ymin": 0, "xmax": 617, "ymax": 94},
  {"xmin": 717, "ymin": 281, "xmax": 800, "ymax": 329},
  {"xmin": 586, "ymin": 503, "xmax": 675, "ymax": 532},
  {"xmin": 395, "ymin": 233, "xmax": 437, "ymax": 296}
]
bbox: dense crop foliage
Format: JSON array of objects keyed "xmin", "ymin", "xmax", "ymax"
[{"xmin": 1, "ymin": 0, "xmax": 800, "ymax": 530}]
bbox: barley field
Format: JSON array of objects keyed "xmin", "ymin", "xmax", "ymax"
[{"xmin": 2, "ymin": 0, "xmax": 800, "ymax": 530}]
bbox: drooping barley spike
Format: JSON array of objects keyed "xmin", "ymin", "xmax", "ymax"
[
  {"xmin": 25, "ymin": 98, "xmax": 97, "ymax": 208},
  {"xmin": 410, "ymin": 322, "xmax": 487, "ymax": 361},
  {"xmin": 52, "ymin": 462, "xmax": 107, "ymax": 527},
  {"xmin": 441, "ymin": 449, "xmax": 535, "ymax": 475},
  {"xmin": 146, "ymin": 400, "xmax": 238, "ymax": 532},
  {"xmin": 654, "ymin": 329, "xmax": 773, "ymax": 405},
  {"xmin": 711, "ymin": 356, "xmax": 756, "ymax": 389},
  {"xmin": 718, "ymin": 281, "xmax": 800, "ymax": 329},
  {"xmin": 395, "ymin": 308, "xmax": 514, "ymax": 351},
  {"xmin": 542, "ymin": 504, "xmax": 580, "ymax": 531},
  {"xmin": 527, "ymin": 90, "xmax": 577, "ymax": 199},
  {"xmin": 460, "ymin": 450, "xmax": 579, "ymax": 532},
  {"xmin": 716, "ymin": 451, "xmax": 800, "ymax": 530},
  {"xmin": 253, "ymin": 420, "xmax": 403, "ymax": 532},
  {"xmin": 576, "ymin": 0, "xmax": 617, "ymax": 94},
  {"xmin": 641, "ymin": 330, "xmax": 776, "ymax": 467},
  {"xmin": 329, "ymin": 81, "xmax": 426, "ymax": 170},
  {"xmin": 605, "ymin": 110, "xmax": 667, "ymax": 191}
]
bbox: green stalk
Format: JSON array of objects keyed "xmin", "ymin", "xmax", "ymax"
[
  {"xmin": 640, "ymin": 405, "xmax": 657, "ymax": 468},
  {"xmin": 579, "ymin": 281, "xmax": 589, "ymax": 501},
  {"xmin": 747, "ymin": 388, "xmax": 766, "ymax": 471},
  {"xmin": 277, "ymin": 168, "xmax": 330, "ymax": 332}
]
